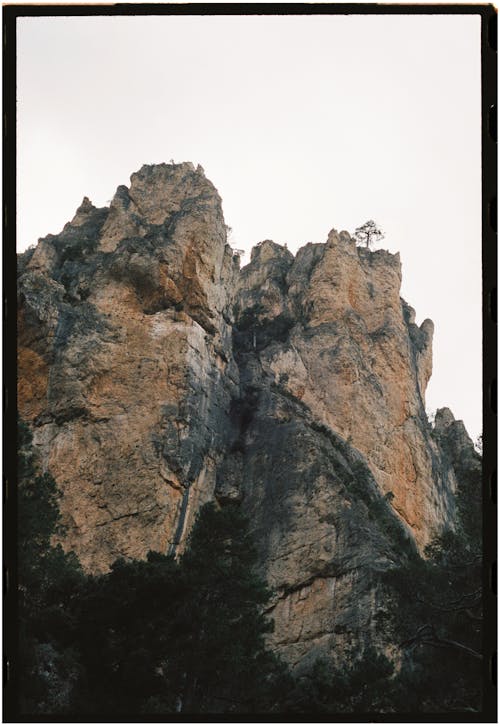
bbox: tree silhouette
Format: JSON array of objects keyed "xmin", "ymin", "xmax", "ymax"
[
  {"xmin": 17, "ymin": 418, "xmax": 84, "ymax": 714},
  {"xmin": 354, "ymin": 220, "xmax": 384, "ymax": 249},
  {"xmin": 380, "ymin": 440, "xmax": 483, "ymax": 713},
  {"xmin": 71, "ymin": 503, "xmax": 288, "ymax": 715}
]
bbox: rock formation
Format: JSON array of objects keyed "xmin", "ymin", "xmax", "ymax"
[
  {"xmin": 18, "ymin": 163, "xmax": 239, "ymax": 573},
  {"xmin": 17, "ymin": 162, "xmax": 478, "ymax": 669}
]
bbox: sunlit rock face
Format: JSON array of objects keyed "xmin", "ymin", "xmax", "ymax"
[
  {"xmin": 18, "ymin": 163, "xmax": 477, "ymax": 666},
  {"xmin": 226, "ymin": 233, "xmax": 471, "ymax": 666},
  {"xmin": 18, "ymin": 163, "xmax": 239, "ymax": 572},
  {"xmin": 233, "ymin": 232, "xmax": 454, "ymax": 551}
]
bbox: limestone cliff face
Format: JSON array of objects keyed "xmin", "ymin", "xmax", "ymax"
[
  {"xmin": 233, "ymin": 236, "xmax": 454, "ymax": 550},
  {"xmin": 18, "ymin": 163, "xmax": 239, "ymax": 572},
  {"xmin": 18, "ymin": 163, "xmax": 476, "ymax": 666},
  {"xmin": 224, "ymin": 236, "xmax": 464, "ymax": 666}
]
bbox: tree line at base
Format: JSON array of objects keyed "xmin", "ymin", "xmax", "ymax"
[{"xmin": 15, "ymin": 418, "xmax": 483, "ymax": 716}]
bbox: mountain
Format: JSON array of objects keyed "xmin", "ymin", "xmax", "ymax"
[{"xmin": 17, "ymin": 162, "xmax": 479, "ymax": 670}]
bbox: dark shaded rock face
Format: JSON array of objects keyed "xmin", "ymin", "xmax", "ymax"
[{"xmin": 18, "ymin": 163, "xmax": 478, "ymax": 668}]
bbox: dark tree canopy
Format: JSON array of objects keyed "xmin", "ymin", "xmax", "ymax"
[
  {"xmin": 71, "ymin": 503, "xmax": 289, "ymax": 715},
  {"xmin": 379, "ymin": 443, "xmax": 483, "ymax": 713},
  {"xmin": 17, "ymin": 418, "xmax": 84, "ymax": 715},
  {"xmin": 13, "ymin": 418, "xmax": 485, "ymax": 717}
]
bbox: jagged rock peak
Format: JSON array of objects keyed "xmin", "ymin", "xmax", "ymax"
[
  {"xmin": 127, "ymin": 161, "xmax": 217, "ymax": 204},
  {"xmin": 433, "ymin": 407, "xmax": 475, "ymax": 453},
  {"xmin": 249, "ymin": 239, "xmax": 294, "ymax": 264},
  {"xmin": 76, "ymin": 196, "xmax": 95, "ymax": 214},
  {"xmin": 99, "ymin": 162, "xmax": 222, "ymax": 254},
  {"xmin": 17, "ymin": 161, "xmax": 478, "ymax": 671},
  {"xmin": 68, "ymin": 196, "xmax": 100, "ymax": 228},
  {"xmin": 434, "ymin": 407, "xmax": 457, "ymax": 429},
  {"xmin": 326, "ymin": 227, "xmax": 355, "ymax": 247}
]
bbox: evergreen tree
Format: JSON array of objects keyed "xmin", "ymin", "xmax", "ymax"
[
  {"xmin": 71, "ymin": 502, "xmax": 289, "ymax": 715},
  {"xmin": 176, "ymin": 502, "xmax": 288, "ymax": 713},
  {"xmin": 380, "ymin": 450, "xmax": 482, "ymax": 712},
  {"xmin": 72, "ymin": 551, "xmax": 184, "ymax": 714},
  {"xmin": 16, "ymin": 415, "xmax": 484, "ymax": 716},
  {"xmin": 282, "ymin": 647, "xmax": 395, "ymax": 714},
  {"xmin": 17, "ymin": 417, "xmax": 84, "ymax": 714},
  {"xmin": 354, "ymin": 220, "xmax": 384, "ymax": 249}
]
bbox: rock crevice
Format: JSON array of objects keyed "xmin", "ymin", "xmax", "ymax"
[{"xmin": 17, "ymin": 162, "xmax": 478, "ymax": 668}]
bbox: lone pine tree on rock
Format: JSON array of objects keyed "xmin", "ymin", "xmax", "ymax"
[
  {"xmin": 354, "ymin": 220, "xmax": 384, "ymax": 249},
  {"xmin": 15, "ymin": 162, "xmax": 486, "ymax": 717}
]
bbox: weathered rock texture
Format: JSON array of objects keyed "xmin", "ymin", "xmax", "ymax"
[
  {"xmin": 18, "ymin": 163, "xmax": 477, "ymax": 668},
  {"xmin": 18, "ymin": 163, "xmax": 239, "ymax": 572},
  {"xmin": 233, "ymin": 237, "xmax": 456, "ymax": 549}
]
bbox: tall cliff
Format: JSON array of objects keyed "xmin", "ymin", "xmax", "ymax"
[
  {"xmin": 18, "ymin": 163, "xmax": 239, "ymax": 572},
  {"xmin": 17, "ymin": 163, "xmax": 476, "ymax": 669}
]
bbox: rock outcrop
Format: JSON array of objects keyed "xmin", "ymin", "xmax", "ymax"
[
  {"xmin": 17, "ymin": 163, "xmax": 478, "ymax": 668},
  {"xmin": 223, "ymin": 235, "xmax": 464, "ymax": 666},
  {"xmin": 18, "ymin": 163, "xmax": 239, "ymax": 572},
  {"xmin": 232, "ymin": 236, "xmax": 455, "ymax": 550}
]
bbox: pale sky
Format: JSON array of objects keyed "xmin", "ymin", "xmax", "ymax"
[{"xmin": 17, "ymin": 13, "xmax": 482, "ymax": 441}]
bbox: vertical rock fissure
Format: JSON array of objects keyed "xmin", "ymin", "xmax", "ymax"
[
  {"xmin": 168, "ymin": 484, "xmax": 191, "ymax": 557},
  {"xmin": 16, "ymin": 163, "xmax": 476, "ymax": 672}
]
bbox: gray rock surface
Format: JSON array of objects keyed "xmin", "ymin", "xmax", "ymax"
[
  {"xmin": 18, "ymin": 163, "xmax": 239, "ymax": 572},
  {"xmin": 18, "ymin": 163, "xmax": 479, "ymax": 667}
]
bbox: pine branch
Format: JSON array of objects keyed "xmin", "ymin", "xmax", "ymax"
[
  {"xmin": 415, "ymin": 587, "xmax": 482, "ymax": 613},
  {"xmin": 400, "ymin": 624, "xmax": 482, "ymax": 660}
]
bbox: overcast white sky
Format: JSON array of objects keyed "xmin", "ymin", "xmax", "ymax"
[{"xmin": 17, "ymin": 13, "xmax": 482, "ymax": 441}]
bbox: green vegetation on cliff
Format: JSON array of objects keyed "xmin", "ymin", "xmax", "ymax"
[
  {"xmin": 17, "ymin": 418, "xmax": 84, "ymax": 714},
  {"xmin": 71, "ymin": 502, "xmax": 290, "ymax": 715},
  {"xmin": 14, "ymin": 417, "xmax": 483, "ymax": 717}
]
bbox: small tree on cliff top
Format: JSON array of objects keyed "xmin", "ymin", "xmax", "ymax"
[{"xmin": 354, "ymin": 220, "xmax": 384, "ymax": 249}]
